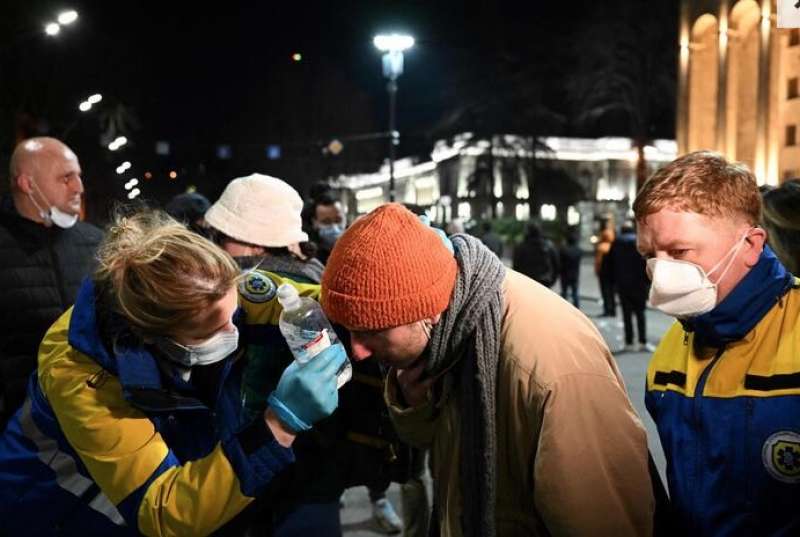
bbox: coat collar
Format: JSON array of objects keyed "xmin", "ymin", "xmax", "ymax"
[
  {"xmin": 682, "ymin": 246, "xmax": 795, "ymax": 348},
  {"xmin": 68, "ymin": 278, "xmax": 221, "ymax": 412}
]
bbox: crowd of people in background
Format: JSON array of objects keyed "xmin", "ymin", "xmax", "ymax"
[{"xmin": 0, "ymin": 136, "xmax": 799, "ymax": 536}]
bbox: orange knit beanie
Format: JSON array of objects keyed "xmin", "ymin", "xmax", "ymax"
[{"xmin": 321, "ymin": 203, "xmax": 458, "ymax": 330}]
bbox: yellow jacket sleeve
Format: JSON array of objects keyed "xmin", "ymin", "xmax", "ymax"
[{"xmin": 38, "ymin": 312, "xmax": 294, "ymax": 537}]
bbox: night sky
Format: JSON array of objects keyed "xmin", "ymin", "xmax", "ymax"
[{"xmin": 1, "ymin": 1, "xmax": 678, "ymax": 216}]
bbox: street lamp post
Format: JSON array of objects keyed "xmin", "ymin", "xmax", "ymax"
[{"xmin": 373, "ymin": 33, "xmax": 414, "ymax": 202}]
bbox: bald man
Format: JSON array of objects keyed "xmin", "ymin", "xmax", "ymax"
[{"xmin": 0, "ymin": 137, "xmax": 102, "ymax": 427}]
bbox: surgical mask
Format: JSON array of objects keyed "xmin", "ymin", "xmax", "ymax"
[
  {"xmin": 28, "ymin": 181, "xmax": 78, "ymax": 229},
  {"xmin": 647, "ymin": 230, "xmax": 751, "ymax": 319},
  {"xmin": 317, "ymin": 223, "xmax": 343, "ymax": 248},
  {"xmin": 155, "ymin": 326, "xmax": 239, "ymax": 368}
]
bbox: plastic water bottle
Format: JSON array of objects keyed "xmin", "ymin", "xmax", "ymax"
[{"xmin": 277, "ymin": 283, "xmax": 352, "ymax": 389}]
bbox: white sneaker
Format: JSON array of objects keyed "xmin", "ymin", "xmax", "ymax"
[
  {"xmin": 372, "ymin": 498, "xmax": 403, "ymax": 534},
  {"xmin": 637, "ymin": 342, "xmax": 656, "ymax": 353}
]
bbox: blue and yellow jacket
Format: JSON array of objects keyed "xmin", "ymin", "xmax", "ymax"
[
  {"xmin": 646, "ymin": 247, "xmax": 800, "ymax": 536},
  {"xmin": 0, "ymin": 270, "xmax": 319, "ymax": 536}
]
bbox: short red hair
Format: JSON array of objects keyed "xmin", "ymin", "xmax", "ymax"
[{"xmin": 634, "ymin": 151, "xmax": 761, "ymax": 225}]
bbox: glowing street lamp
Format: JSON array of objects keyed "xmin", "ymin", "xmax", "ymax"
[
  {"xmin": 108, "ymin": 136, "xmax": 128, "ymax": 151},
  {"xmin": 45, "ymin": 9, "xmax": 78, "ymax": 37},
  {"xmin": 57, "ymin": 11, "xmax": 78, "ymax": 25},
  {"xmin": 373, "ymin": 34, "xmax": 414, "ymax": 53},
  {"xmin": 373, "ymin": 33, "xmax": 414, "ymax": 202}
]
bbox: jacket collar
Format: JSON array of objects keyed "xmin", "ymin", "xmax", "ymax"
[
  {"xmin": 0, "ymin": 195, "xmax": 50, "ymax": 236},
  {"xmin": 682, "ymin": 246, "xmax": 794, "ymax": 348},
  {"xmin": 617, "ymin": 231, "xmax": 636, "ymax": 242},
  {"xmin": 68, "ymin": 278, "xmax": 211, "ymax": 412}
]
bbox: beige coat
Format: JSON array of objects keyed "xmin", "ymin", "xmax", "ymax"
[{"xmin": 385, "ymin": 270, "xmax": 654, "ymax": 536}]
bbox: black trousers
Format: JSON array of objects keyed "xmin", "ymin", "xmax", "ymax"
[
  {"xmin": 619, "ymin": 293, "xmax": 646, "ymax": 344},
  {"xmin": 599, "ymin": 276, "xmax": 616, "ymax": 315}
]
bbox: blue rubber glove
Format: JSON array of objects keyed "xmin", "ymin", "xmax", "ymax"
[
  {"xmin": 419, "ymin": 214, "xmax": 454, "ymax": 253},
  {"xmin": 267, "ymin": 343, "xmax": 347, "ymax": 433}
]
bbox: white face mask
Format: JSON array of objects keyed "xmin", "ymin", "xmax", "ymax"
[
  {"xmin": 155, "ymin": 326, "xmax": 239, "ymax": 368},
  {"xmin": 28, "ymin": 180, "xmax": 78, "ymax": 229},
  {"xmin": 647, "ymin": 230, "xmax": 751, "ymax": 319}
]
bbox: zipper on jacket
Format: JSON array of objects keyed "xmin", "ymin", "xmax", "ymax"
[
  {"xmin": 46, "ymin": 230, "xmax": 69, "ymax": 310},
  {"xmin": 690, "ymin": 346, "xmax": 725, "ymax": 534}
]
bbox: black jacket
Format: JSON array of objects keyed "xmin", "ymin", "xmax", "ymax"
[
  {"xmin": 559, "ymin": 244, "xmax": 583, "ymax": 283},
  {"xmin": 513, "ymin": 236, "xmax": 560, "ymax": 287},
  {"xmin": 0, "ymin": 196, "xmax": 103, "ymax": 426},
  {"xmin": 606, "ymin": 232, "xmax": 650, "ymax": 304}
]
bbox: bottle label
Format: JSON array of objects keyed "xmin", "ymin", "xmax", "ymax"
[{"xmin": 301, "ymin": 328, "xmax": 331, "ymax": 360}]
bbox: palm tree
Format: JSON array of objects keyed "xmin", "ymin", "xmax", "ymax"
[
  {"xmin": 431, "ymin": 36, "xmax": 567, "ymax": 219},
  {"xmin": 568, "ymin": 0, "xmax": 676, "ymax": 190}
]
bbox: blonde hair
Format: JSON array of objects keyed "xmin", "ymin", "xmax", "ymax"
[
  {"xmin": 633, "ymin": 151, "xmax": 761, "ymax": 225},
  {"xmin": 95, "ymin": 208, "xmax": 241, "ymax": 336}
]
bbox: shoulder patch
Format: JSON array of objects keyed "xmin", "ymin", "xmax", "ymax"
[
  {"xmin": 239, "ymin": 271, "xmax": 277, "ymax": 303},
  {"xmin": 762, "ymin": 431, "xmax": 800, "ymax": 483}
]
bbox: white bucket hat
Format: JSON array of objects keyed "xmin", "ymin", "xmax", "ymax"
[{"xmin": 205, "ymin": 173, "xmax": 308, "ymax": 247}]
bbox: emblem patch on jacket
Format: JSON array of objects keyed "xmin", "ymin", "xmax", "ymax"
[
  {"xmin": 762, "ymin": 431, "xmax": 800, "ymax": 483},
  {"xmin": 239, "ymin": 272, "xmax": 277, "ymax": 303}
]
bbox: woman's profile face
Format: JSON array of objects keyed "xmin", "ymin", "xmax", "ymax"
[{"xmin": 169, "ymin": 286, "xmax": 239, "ymax": 345}]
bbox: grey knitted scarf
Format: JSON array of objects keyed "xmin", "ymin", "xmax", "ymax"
[{"xmin": 427, "ymin": 233, "xmax": 505, "ymax": 537}]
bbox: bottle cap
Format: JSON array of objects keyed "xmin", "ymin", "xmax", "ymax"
[{"xmin": 276, "ymin": 283, "xmax": 301, "ymax": 311}]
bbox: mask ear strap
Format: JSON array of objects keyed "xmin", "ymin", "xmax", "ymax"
[
  {"xmin": 708, "ymin": 229, "xmax": 752, "ymax": 284},
  {"xmin": 27, "ymin": 177, "xmax": 53, "ymax": 217},
  {"xmin": 420, "ymin": 319, "xmax": 433, "ymax": 339}
]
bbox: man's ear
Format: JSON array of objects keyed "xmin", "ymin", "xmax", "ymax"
[
  {"xmin": 744, "ymin": 227, "xmax": 767, "ymax": 267},
  {"xmin": 14, "ymin": 174, "xmax": 34, "ymax": 195}
]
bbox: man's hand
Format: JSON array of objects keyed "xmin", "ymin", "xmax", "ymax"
[{"xmin": 395, "ymin": 359, "xmax": 435, "ymax": 408}]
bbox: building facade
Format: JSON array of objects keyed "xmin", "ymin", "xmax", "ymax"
[
  {"xmin": 680, "ymin": 0, "xmax": 800, "ymax": 184},
  {"xmin": 333, "ymin": 134, "xmax": 676, "ymax": 249}
]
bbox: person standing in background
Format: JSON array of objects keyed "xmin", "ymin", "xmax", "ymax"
[
  {"xmin": 205, "ymin": 173, "xmax": 323, "ymax": 281},
  {"xmin": 559, "ymin": 233, "xmax": 582, "ymax": 308},
  {"xmin": 595, "ymin": 227, "xmax": 616, "ymax": 316},
  {"xmin": 0, "ymin": 137, "xmax": 102, "ymax": 429},
  {"xmin": 607, "ymin": 223, "xmax": 653, "ymax": 352},
  {"xmin": 479, "ymin": 221, "xmax": 504, "ymax": 258},
  {"xmin": 513, "ymin": 222, "xmax": 560, "ymax": 288},
  {"xmin": 308, "ymin": 193, "xmax": 346, "ymax": 265},
  {"xmin": 761, "ymin": 179, "xmax": 800, "ymax": 275}
]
